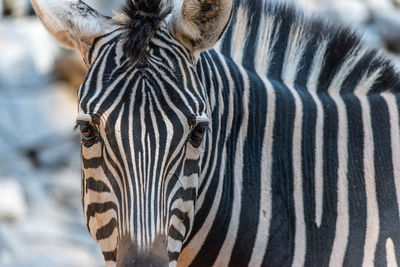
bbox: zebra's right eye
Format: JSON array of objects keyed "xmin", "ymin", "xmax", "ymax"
[
  {"xmin": 189, "ymin": 124, "xmax": 208, "ymax": 147},
  {"xmin": 78, "ymin": 122, "xmax": 97, "ymax": 146}
]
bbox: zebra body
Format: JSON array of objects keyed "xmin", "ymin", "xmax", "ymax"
[{"xmin": 31, "ymin": 0, "xmax": 400, "ymax": 266}]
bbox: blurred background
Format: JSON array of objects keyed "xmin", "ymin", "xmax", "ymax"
[{"xmin": 1, "ymin": 0, "xmax": 400, "ymax": 266}]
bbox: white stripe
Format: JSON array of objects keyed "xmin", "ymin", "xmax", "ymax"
[
  {"xmin": 178, "ymin": 54, "xmax": 235, "ymax": 266},
  {"xmin": 86, "ymin": 43, "xmax": 115, "ymax": 112},
  {"xmin": 114, "ymin": 106, "xmax": 130, "ymax": 236},
  {"xmin": 248, "ymin": 13, "xmax": 280, "ymax": 265},
  {"xmin": 231, "ymin": 6, "xmax": 248, "ymax": 63},
  {"xmin": 93, "ymin": 70, "xmax": 134, "ymax": 115},
  {"xmin": 147, "ymin": 87, "xmax": 175, "ymax": 233},
  {"xmin": 196, "ymin": 53, "xmax": 226, "ymax": 209},
  {"xmin": 352, "ymin": 69, "xmax": 382, "ymax": 267},
  {"xmin": 89, "ymin": 30, "xmax": 122, "ymax": 64},
  {"xmin": 281, "ymin": 23, "xmax": 308, "ymax": 267},
  {"xmin": 386, "ymin": 238, "xmax": 398, "ymax": 267},
  {"xmin": 128, "ymin": 83, "xmax": 141, "ymax": 243},
  {"xmin": 327, "ymin": 49, "xmax": 368, "ymax": 267},
  {"xmin": 381, "ymin": 93, "xmax": 400, "ymax": 221},
  {"xmin": 306, "ymin": 40, "xmax": 328, "ymax": 227},
  {"xmin": 328, "ymin": 95, "xmax": 349, "ymax": 267},
  {"xmin": 79, "ymin": 44, "xmax": 110, "ymax": 105},
  {"xmin": 328, "ymin": 47, "xmax": 370, "ymax": 266},
  {"xmin": 147, "ymin": 97, "xmax": 160, "ymax": 242},
  {"xmin": 248, "ymin": 77, "xmax": 275, "ymax": 267},
  {"xmin": 254, "ymin": 13, "xmax": 279, "ymax": 75},
  {"xmin": 213, "ymin": 65, "xmax": 249, "ymax": 267},
  {"xmin": 359, "ymin": 97, "xmax": 379, "ymax": 267},
  {"xmin": 97, "ymin": 227, "xmax": 119, "ymax": 254}
]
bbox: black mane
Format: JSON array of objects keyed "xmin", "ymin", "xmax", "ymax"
[
  {"xmin": 218, "ymin": 0, "xmax": 400, "ymax": 94},
  {"xmin": 118, "ymin": 0, "xmax": 171, "ymax": 64}
]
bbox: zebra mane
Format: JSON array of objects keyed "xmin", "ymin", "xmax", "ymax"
[
  {"xmin": 115, "ymin": 0, "xmax": 172, "ymax": 64},
  {"xmin": 220, "ymin": 0, "xmax": 400, "ymax": 93}
]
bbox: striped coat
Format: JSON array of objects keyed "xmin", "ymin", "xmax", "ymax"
[{"xmin": 31, "ymin": 0, "xmax": 400, "ymax": 265}]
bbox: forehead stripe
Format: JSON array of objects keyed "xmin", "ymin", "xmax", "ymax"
[
  {"xmin": 77, "ymin": 113, "xmax": 92, "ymax": 122},
  {"xmin": 196, "ymin": 113, "xmax": 209, "ymax": 123}
]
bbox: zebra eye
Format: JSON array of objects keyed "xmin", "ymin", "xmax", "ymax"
[
  {"xmin": 192, "ymin": 125, "xmax": 206, "ymax": 139},
  {"xmin": 78, "ymin": 123, "xmax": 97, "ymax": 145},
  {"xmin": 189, "ymin": 124, "xmax": 208, "ymax": 147}
]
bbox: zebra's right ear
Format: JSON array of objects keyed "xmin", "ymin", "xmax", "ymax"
[
  {"xmin": 30, "ymin": 0, "xmax": 115, "ymax": 65},
  {"xmin": 169, "ymin": 0, "xmax": 233, "ymax": 58}
]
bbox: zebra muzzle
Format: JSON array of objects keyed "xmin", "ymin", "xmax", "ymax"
[{"xmin": 116, "ymin": 236, "xmax": 169, "ymax": 267}]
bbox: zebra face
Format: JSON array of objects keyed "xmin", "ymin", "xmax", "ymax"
[
  {"xmin": 77, "ymin": 26, "xmax": 210, "ymax": 261},
  {"xmin": 31, "ymin": 0, "xmax": 232, "ymax": 264}
]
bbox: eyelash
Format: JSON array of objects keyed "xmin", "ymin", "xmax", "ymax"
[{"xmin": 75, "ymin": 121, "xmax": 98, "ymax": 146}]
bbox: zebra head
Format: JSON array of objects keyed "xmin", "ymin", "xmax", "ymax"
[{"xmin": 31, "ymin": 0, "xmax": 232, "ymax": 265}]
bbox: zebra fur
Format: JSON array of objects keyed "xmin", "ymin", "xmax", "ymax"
[{"xmin": 31, "ymin": 0, "xmax": 400, "ymax": 265}]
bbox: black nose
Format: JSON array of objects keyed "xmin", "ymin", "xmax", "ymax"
[
  {"xmin": 117, "ymin": 236, "xmax": 169, "ymax": 267},
  {"xmin": 118, "ymin": 253, "xmax": 168, "ymax": 267}
]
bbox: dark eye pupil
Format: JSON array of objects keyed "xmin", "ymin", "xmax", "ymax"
[
  {"xmin": 80, "ymin": 124, "xmax": 93, "ymax": 137},
  {"xmin": 192, "ymin": 126, "xmax": 206, "ymax": 139}
]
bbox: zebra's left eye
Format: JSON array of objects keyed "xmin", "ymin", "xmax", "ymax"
[
  {"xmin": 189, "ymin": 124, "xmax": 208, "ymax": 147},
  {"xmin": 77, "ymin": 122, "xmax": 97, "ymax": 146},
  {"xmin": 192, "ymin": 125, "xmax": 206, "ymax": 139}
]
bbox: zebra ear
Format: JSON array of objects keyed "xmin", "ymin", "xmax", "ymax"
[
  {"xmin": 170, "ymin": 0, "xmax": 233, "ymax": 56},
  {"xmin": 30, "ymin": 0, "xmax": 115, "ymax": 65}
]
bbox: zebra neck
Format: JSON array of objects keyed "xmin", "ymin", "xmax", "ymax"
[{"xmin": 195, "ymin": 48, "xmax": 259, "ymax": 205}]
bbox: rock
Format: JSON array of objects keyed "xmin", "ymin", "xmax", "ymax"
[
  {"xmin": 84, "ymin": 0, "xmax": 124, "ymax": 16},
  {"xmin": 372, "ymin": 9, "xmax": 400, "ymax": 53},
  {"xmin": 366, "ymin": 0, "xmax": 394, "ymax": 11},
  {"xmin": 3, "ymin": 0, "xmax": 31, "ymax": 17},
  {"xmin": 324, "ymin": 0, "xmax": 370, "ymax": 25},
  {"xmin": 0, "ymin": 18, "xmax": 61, "ymax": 87},
  {"xmin": 0, "ymin": 179, "xmax": 26, "ymax": 222}
]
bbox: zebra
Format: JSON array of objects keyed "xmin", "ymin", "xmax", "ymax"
[{"xmin": 31, "ymin": 0, "xmax": 400, "ymax": 266}]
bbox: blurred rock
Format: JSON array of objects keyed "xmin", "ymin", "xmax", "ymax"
[
  {"xmin": 3, "ymin": 0, "xmax": 32, "ymax": 17},
  {"xmin": 84, "ymin": 0, "xmax": 124, "ymax": 16},
  {"xmin": 0, "ymin": 179, "xmax": 26, "ymax": 222},
  {"xmin": 0, "ymin": 18, "xmax": 61, "ymax": 88},
  {"xmin": 324, "ymin": 0, "xmax": 370, "ymax": 25},
  {"xmin": 372, "ymin": 9, "xmax": 400, "ymax": 53},
  {"xmin": 366, "ymin": 0, "xmax": 394, "ymax": 11}
]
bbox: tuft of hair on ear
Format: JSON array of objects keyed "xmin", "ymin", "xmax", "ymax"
[{"xmin": 117, "ymin": 0, "xmax": 172, "ymax": 65}]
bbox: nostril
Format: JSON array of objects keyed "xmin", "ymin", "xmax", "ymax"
[
  {"xmin": 116, "ymin": 236, "xmax": 169, "ymax": 267},
  {"xmin": 122, "ymin": 254, "xmax": 168, "ymax": 267}
]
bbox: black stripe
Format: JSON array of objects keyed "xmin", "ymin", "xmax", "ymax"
[
  {"xmin": 294, "ymin": 25, "xmax": 320, "ymax": 266},
  {"xmin": 264, "ymin": 7, "xmax": 295, "ymax": 265},
  {"xmin": 96, "ymin": 217, "xmax": 118, "ymax": 240},
  {"xmin": 86, "ymin": 201, "xmax": 118, "ymax": 220},
  {"xmin": 184, "ymin": 52, "xmax": 229, "ymax": 254},
  {"xmin": 229, "ymin": 70, "xmax": 267, "ymax": 266},
  {"xmin": 317, "ymin": 29, "xmax": 359, "ymax": 93},
  {"xmin": 82, "ymin": 156, "xmax": 103, "ymax": 169},
  {"xmin": 342, "ymin": 93, "xmax": 366, "ymax": 265},
  {"xmin": 168, "ymin": 251, "xmax": 180, "ymax": 262},
  {"xmin": 88, "ymin": 30, "xmax": 120, "ymax": 65},
  {"xmin": 263, "ymin": 79, "xmax": 296, "ymax": 266},
  {"xmin": 103, "ymin": 249, "xmax": 117, "ymax": 262},
  {"xmin": 86, "ymin": 177, "xmax": 111, "ymax": 193},
  {"xmin": 370, "ymin": 95, "xmax": 400, "ymax": 266},
  {"xmin": 340, "ymin": 54, "xmax": 369, "ymax": 266},
  {"xmin": 169, "ymin": 225, "xmax": 184, "ymax": 241},
  {"xmin": 170, "ymin": 209, "xmax": 191, "ymax": 238},
  {"xmin": 191, "ymin": 55, "xmax": 245, "ymax": 266}
]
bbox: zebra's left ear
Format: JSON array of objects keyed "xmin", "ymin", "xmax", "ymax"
[
  {"xmin": 170, "ymin": 0, "xmax": 233, "ymax": 57},
  {"xmin": 30, "ymin": 0, "xmax": 115, "ymax": 65}
]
